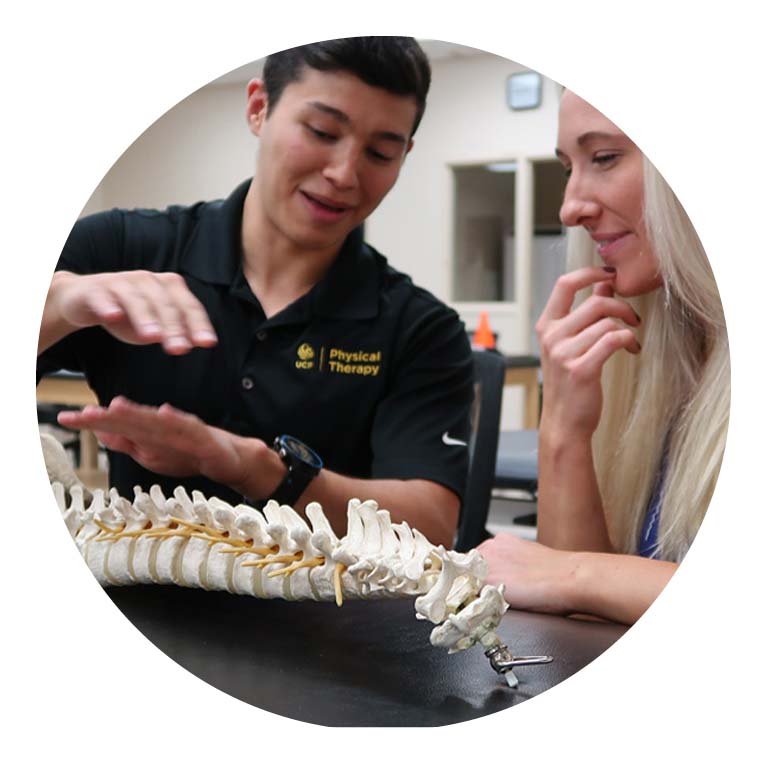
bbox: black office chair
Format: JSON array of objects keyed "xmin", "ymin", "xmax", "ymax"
[
  {"xmin": 494, "ymin": 430, "xmax": 538, "ymax": 497},
  {"xmin": 454, "ymin": 349, "xmax": 506, "ymax": 552},
  {"xmin": 493, "ymin": 429, "xmax": 538, "ymax": 528}
]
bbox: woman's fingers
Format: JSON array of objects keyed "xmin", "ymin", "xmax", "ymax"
[
  {"xmin": 570, "ymin": 328, "xmax": 641, "ymax": 380},
  {"xmin": 538, "ymin": 266, "xmax": 617, "ymax": 323},
  {"xmin": 553, "ymin": 318, "xmax": 638, "ymax": 362},
  {"xmin": 545, "ymin": 294, "xmax": 641, "ymax": 347},
  {"xmin": 592, "ymin": 280, "xmax": 614, "ymax": 299},
  {"xmin": 535, "ymin": 268, "xmax": 638, "ymax": 438},
  {"xmin": 536, "ymin": 268, "xmax": 641, "ymax": 384}
]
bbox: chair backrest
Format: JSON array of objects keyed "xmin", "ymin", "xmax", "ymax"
[{"xmin": 454, "ymin": 349, "xmax": 506, "ymax": 552}]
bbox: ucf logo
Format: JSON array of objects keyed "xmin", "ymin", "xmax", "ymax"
[{"xmin": 295, "ymin": 343, "xmax": 315, "ymax": 370}]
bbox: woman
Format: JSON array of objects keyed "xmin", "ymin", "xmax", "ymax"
[{"xmin": 477, "ymin": 91, "xmax": 729, "ymax": 625}]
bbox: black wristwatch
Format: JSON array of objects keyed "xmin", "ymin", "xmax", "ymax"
[{"xmin": 268, "ymin": 434, "xmax": 323, "ymax": 507}]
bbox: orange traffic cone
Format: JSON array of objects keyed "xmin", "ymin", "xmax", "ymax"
[{"xmin": 472, "ymin": 311, "xmax": 496, "ymax": 349}]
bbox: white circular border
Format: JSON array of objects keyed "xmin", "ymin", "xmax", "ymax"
[{"xmin": 5, "ymin": 1, "xmax": 764, "ymax": 763}]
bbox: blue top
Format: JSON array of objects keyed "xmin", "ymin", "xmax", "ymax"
[{"xmin": 638, "ymin": 453, "xmax": 668, "ymax": 559}]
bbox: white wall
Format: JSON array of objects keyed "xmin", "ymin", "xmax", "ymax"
[{"xmin": 81, "ymin": 82, "xmax": 260, "ymax": 215}]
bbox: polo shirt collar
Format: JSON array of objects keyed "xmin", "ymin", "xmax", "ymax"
[
  {"xmin": 179, "ymin": 179, "xmax": 250, "ymax": 286},
  {"xmin": 310, "ymin": 226, "xmax": 380, "ymax": 320},
  {"xmin": 180, "ymin": 178, "xmax": 381, "ymax": 320}
]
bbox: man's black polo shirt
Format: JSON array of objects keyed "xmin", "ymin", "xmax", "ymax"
[{"xmin": 38, "ymin": 180, "xmax": 474, "ymax": 507}]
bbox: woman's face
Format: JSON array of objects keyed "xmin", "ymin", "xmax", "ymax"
[{"xmin": 556, "ymin": 91, "xmax": 662, "ymax": 297}]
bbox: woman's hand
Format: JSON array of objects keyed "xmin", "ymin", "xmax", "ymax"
[
  {"xmin": 476, "ymin": 533, "xmax": 678, "ymax": 625},
  {"xmin": 477, "ymin": 534, "xmax": 579, "ymax": 616},
  {"xmin": 536, "ymin": 266, "xmax": 641, "ymax": 440}
]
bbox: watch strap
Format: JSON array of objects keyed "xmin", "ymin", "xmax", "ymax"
[
  {"xmin": 270, "ymin": 460, "xmax": 317, "ymax": 507},
  {"xmin": 268, "ymin": 435, "xmax": 322, "ymax": 507}
]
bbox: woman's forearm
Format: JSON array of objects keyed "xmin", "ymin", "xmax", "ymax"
[
  {"xmin": 567, "ymin": 551, "xmax": 678, "ymax": 624},
  {"xmin": 537, "ymin": 425, "xmax": 613, "ymax": 552},
  {"xmin": 477, "ymin": 534, "xmax": 678, "ymax": 625}
]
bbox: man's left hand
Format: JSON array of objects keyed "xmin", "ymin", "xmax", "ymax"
[{"xmin": 57, "ymin": 396, "xmax": 282, "ymax": 496}]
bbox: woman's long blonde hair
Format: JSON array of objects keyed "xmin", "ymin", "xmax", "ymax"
[{"xmin": 568, "ymin": 158, "xmax": 730, "ymax": 561}]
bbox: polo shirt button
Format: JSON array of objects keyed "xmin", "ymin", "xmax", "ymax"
[
  {"xmin": 241, "ymin": 376, "xmax": 254, "ymax": 391},
  {"xmin": 256, "ymin": 330, "xmax": 268, "ymax": 341}
]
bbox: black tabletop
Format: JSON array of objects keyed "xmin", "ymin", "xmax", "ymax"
[{"xmin": 107, "ymin": 585, "xmax": 626, "ymax": 727}]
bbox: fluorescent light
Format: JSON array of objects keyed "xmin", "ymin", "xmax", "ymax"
[{"xmin": 485, "ymin": 162, "xmax": 518, "ymax": 173}]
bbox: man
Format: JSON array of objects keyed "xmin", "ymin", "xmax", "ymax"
[{"xmin": 37, "ymin": 37, "xmax": 473, "ymax": 547}]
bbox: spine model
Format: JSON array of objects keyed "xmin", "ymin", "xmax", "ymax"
[{"xmin": 43, "ymin": 434, "xmax": 513, "ymax": 671}]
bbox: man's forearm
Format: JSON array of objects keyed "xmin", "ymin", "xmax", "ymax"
[
  {"xmin": 298, "ymin": 471, "xmax": 460, "ymax": 548},
  {"xmin": 38, "ymin": 272, "xmax": 79, "ymax": 354},
  {"xmin": 229, "ymin": 437, "xmax": 459, "ymax": 547}
]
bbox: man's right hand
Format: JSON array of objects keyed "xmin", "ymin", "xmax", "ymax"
[{"xmin": 39, "ymin": 270, "xmax": 218, "ymax": 355}]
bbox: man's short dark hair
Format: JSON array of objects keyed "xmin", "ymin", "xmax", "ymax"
[{"xmin": 262, "ymin": 37, "xmax": 431, "ymax": 136}]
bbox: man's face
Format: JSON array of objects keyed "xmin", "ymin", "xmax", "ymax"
[{"xmin": 248, "ymin": 68, "xmax": 417, "ymax": 254}]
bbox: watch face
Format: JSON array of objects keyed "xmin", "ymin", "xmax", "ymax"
[{"xmin": 283, "ymin": 436, "xmax": 323, "ymax": 469}]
